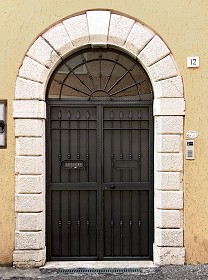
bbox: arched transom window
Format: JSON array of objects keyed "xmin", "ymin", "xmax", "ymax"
[{"xmin": 47, "ymin": 48, "xmax": 153, "ymax": 100}]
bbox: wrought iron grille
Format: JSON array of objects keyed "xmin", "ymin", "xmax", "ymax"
[{"xmin": 47, "ymin": 48, "xmax": 153, "ymax": 100}]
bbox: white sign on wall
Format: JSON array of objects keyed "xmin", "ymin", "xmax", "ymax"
[
  {"xmin": 187, "ymin": 56, "xmax": 199, "ymax": 68},
  {"xmin": 186, "ymin": 130, "xmax": 198, "ymax": 139}
]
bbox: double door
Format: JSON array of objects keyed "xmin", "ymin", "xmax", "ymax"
[{"xmin": 47, "ymin": 101, "xmax": 153, "ymax": 260}]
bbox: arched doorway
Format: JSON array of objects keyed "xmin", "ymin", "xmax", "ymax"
[
  {"xmin": 46, "ymin": 47, "xmax": 154, "ymax": 260},
  {"xmin": 13, "ymin": 10, "xmax": 185, "ymax": 267}
]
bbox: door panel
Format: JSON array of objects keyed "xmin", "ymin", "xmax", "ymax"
[
  {"xmin": 51, "ymin": 190, "xmax": 97, "ymax": 258},
  {"xmin": 103, "ymin": 107, "xmax": 150, "ymax": 183},
  {"xmin": 104, "ymin": 190, "xmax": 149, "ymax": 257},
  {"xmin": 49, "ymin": 106, "xmax": 97, "ymax": 184}
]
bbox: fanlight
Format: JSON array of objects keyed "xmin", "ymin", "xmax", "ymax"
[{"xmin": 47, "ymin": 48, "xmax": 153, "ymax": 100}]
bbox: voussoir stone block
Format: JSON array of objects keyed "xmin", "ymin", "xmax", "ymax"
[
  {"xmin": 42, "ymin": 23, "xmax": 74, "ymax": 57},
  {"xmin": 155, "ymin": 116, "xmax": 183, "ymax": 134},
  {"xmin": 153, "ymin": 76, "xmax": 183, "ymax": 98},
  {"xmin": 156, "ymin": 153, "xmax": 183, "ymax": 172},
  {"xmin": 155, "ymin": 209, "xmax": 181, "ymax": 228},
  {"xmin": 154, "ymin": 98, "xmax": 185, "ymax": 116},
  {"xmin": 125, "ymin": 22, "xmax": 154, "ymax": 56},
  {"xmin": 13, "ymin": 100, "xmax": 46, "ymax": 119},
  {"xmin": 16, "ymin": 174, "xmax": 44, "ymax": 194},
  {"xmin": 27, "ymin": 37, "xmax": 60, "ymax": 68},
  {"xmin": 16, "ymin": 137, "xmax": 44, "ymax": 156},
  {"xmin": 15, "ymin": 156, "xmax": 44, "ymax": 175},
  {"xmin": 138, "ymin": 35, "xmax": 170, "ymax": 67},
  {"xmin": 15, "ymin": 193, "xmax": 44, "ymax": 212},
  {"xmin": 63, "ymin": 14, "xmax": 89, "ymax": 47},
  {"xmin": 156, "ymin": 191, "xmax": 183, "ymax": 209},
  {"xmin": 155, "ymin": 228, "xmax": 183, "ymax": 247},
  {"xmin": 155, "ymin": 171, "xmax": 182, "ymax": 190},
  {"xmin": 155, "ymin": 135, "xmax": 182, "ymax": 153},
  {"xmin": 15, "ymin": 231, "xmax": 45, "ymax": 250},
  {"xmin": 154, "ymin": 245, "xmax": 185, "ymax": 265},
  {"xmin": 15, "ymin": 119, "xmax": 44, "ymax": 137},
  {"xmin": 19, "ymin": 56, "xmax": 49, "ymax": 83},
  {"xmin": 108, "ymin": 14, "xmax": 134, "ymax": 46},
  {"xmin": 149, "ymin": 55, "xmax": 178, "ymax": 81},
  {"xmin": 87, "ymin": 11, "xmax": 110, "ymax": 44},
  {"xmin": 16, "ymin": 212, "xmax": 44, "ymax": 231},
  {"xmin": 15, "ymin": 77, "xmax": 44, "ymax": 100}
]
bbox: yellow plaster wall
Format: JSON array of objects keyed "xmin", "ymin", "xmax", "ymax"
[{"xmin": 0, "ymin": 0, "xmax": 208, "ymax": 264}]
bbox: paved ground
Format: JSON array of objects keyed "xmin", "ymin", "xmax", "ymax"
[{"xmin": 1, "ymin": 265, "xmax": 208, "ymax": 280}]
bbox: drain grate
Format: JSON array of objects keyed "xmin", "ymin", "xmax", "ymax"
[{"xmin": 60, "ymin": 268, "xmax": 152, "ymax": 274}]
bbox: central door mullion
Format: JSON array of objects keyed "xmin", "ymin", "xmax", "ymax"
[{"xmin": 97, "ymin": 104, "xmax": 104, "ymax": 259}]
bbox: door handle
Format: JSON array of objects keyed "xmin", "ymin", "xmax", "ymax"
[{"xmin": 110, "ymin": 184, "xmax": 115, "ymax": 189}]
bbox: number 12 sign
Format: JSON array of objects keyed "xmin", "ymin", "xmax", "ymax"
[{"xmin": 187, "ymin": 56, "xmax": 199, "ymax": 68}]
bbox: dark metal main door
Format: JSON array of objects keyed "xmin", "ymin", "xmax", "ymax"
[
  {"xmin": 47, "ymin": 101, "xmax": 153, "ymax": 260},
  {"xmin": 46, "ymin": 47, "xmax": 154, "ymax": 261}
]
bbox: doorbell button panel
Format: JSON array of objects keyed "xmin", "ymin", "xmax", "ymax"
[{"xmin": 186, "ymin": 140, "xmax": 194, "ymax": 160}]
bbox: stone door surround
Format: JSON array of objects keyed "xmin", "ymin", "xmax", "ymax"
[{"xmin": 13, "ymin": 10, "xmax": 185, "ymax": 267}]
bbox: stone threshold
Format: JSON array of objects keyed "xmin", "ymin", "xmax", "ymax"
[{"xmin": 41, "ymin": 261, "xmax": 156, "ymax": 271}]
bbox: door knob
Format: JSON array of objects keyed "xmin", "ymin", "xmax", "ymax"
[{"xmin": 110, "ymin": 184, "xmax": 115, "ymax": 189}]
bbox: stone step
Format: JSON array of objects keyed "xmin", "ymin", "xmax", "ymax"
[{"xmin": 40, "ymin": 261, "xmax": 158, "ymax": 274}]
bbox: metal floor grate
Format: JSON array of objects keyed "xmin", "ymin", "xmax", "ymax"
[{"xmin": 60, "ymin": 268, "xmax": 155, "ymax": 274}]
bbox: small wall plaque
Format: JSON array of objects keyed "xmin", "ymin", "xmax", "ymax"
[
  {"xmin": 61, "ymin": 160, "xmax": 86, "ymax": 169},
  {"xmin": 187, "ymin": 56, "xmax": 199, "ymax": 68},
  {"xmin": 186, "ymin": 130, "xmax": 198, "ymax": 139}
]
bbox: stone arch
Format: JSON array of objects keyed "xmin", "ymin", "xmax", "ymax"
[{"xmin": 13, "ymin": 10, "xmax": 185, "ymax": 267}]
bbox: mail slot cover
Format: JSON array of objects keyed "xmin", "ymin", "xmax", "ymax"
[
  {"xmin": 113, "ymin": 160, "xmax": 139, "ymax": 169},
  {"xmin": 61, "ymin": 160, "xmax": 86, "ymax": 169}
]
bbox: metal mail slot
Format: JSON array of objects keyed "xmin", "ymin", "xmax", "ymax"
[
  {"xmin": 61, "ymin": 160, "xmax": 86, "ymax": 169},
  {"xmin": 113, "ymin": 160, "xmax": 139, "ymax": 169}
]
